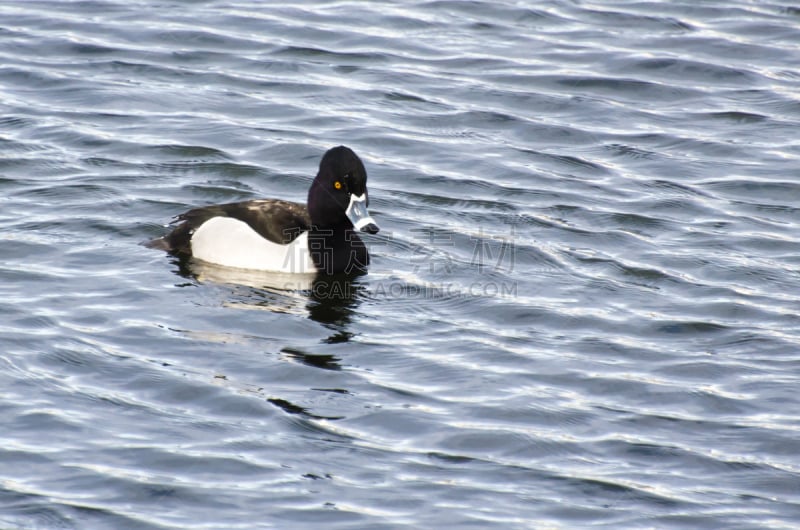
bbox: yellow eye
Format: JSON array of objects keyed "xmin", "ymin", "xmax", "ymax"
[{"xmin": 334, "ymin": 181, "xmax": 342, "ymax": 190}]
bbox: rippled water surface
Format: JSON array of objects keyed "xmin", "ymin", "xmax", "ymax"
[{"xmin": 2, "ymin": 1, "xmax": 800, "ymax": 528}]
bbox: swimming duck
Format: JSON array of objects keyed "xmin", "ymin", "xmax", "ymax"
[{"xmin": 147, "ymin": 146, "xmax": 379, "ymax": 274}]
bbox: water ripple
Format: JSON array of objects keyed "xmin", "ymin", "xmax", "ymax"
[{"xmin": 1, "ymin": 0, "xmax": 800, "ymax": 528}]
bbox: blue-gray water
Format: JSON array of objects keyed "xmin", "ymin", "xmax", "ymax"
[{"xmin": 2, "ymin": 1, "xmax": 800, "ymax": 528}]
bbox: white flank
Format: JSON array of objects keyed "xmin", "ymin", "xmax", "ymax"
[{"xmin": 190, "ymin": 217, "xmax": 316, "ymax": 273}]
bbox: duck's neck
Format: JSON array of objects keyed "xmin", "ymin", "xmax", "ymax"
[{"xmin": 308, "ymin": 224, "xmax": 368, "ymax": 274}]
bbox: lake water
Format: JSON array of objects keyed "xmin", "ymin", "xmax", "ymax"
[{"xmin": 2, "ymin": 1, "xmax": 800, "ymax": 528}]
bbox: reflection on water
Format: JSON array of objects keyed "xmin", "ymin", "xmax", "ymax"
[
  {"xmin": 173, "ymin": 255, "xmax": 366, "ymax": 343},
  {"xmin": 178, "ymin": 257, "xmax": 318, "ymax": 292},
  {"xmin": 170, "ymin": 257, "xmax": 362, "ymax": 422},
  {"xmin": 307, "ymin": 273, "xmax": 367, "ymax": 343},
  {"xmin": 267, "ymin": 397, "xmax": 344, "ymax": 420},
  {"xmin": 280, "ymin": 346, "xmax": 342, "ymax": 371}
]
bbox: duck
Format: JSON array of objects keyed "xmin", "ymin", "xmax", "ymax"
[{"xmin": 147, "ymin": 145, "xmax": 379, "ymax": 274}]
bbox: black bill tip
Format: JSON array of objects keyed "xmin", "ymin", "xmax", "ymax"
[{"xmin": 361, "ymin": 223, "xmax": 380, "ymax": 235}]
